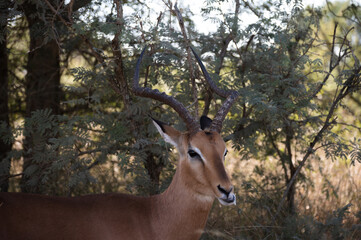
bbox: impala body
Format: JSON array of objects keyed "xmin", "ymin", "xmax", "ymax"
[
  {"xmin": 0, "ymin": 46, "xmax": 238, "ymax": 240},
  {"xmin": 0, "ymin": 192, "xmax": 154, "ymax": 240},
  {"xmin": 0, "ymin": 122, "xmax": 234, "ymax": 240}
]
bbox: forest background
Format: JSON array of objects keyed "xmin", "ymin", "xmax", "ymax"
[{"xmin": 1, "ymin": 0, "xmax": 361, "ymax": 239}]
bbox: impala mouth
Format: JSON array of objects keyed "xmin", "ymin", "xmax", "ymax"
[{"xmin": 217, "ymin": 193, "xmax": 236, "ymax": 206}]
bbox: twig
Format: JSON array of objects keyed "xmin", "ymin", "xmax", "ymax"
[
  {"xmin": 43, "ymin": 0, "xmax": 128, "ymax": 101},
  {"xmin": 43, "ymin": 0, "xmax": 104, "ymax": 64},
  {"xmin": 329, "ymin": 22, "xmax": 338, "ymax": 71},
  {"xmin": 0, "ymin": 173, "xmax": 24, "ymax": 181},
  {"xmin": 173, "ymin": 3, "xmax": 198, "ymax": 118},
  {"xmin": 268, "ymin": 130, "xmax": 290, "ymax": 183},
  {"xmin": 216, "ymin": 0, "xmax": 240, "ymax": 77},
  {"xmin": 275, "ymin": 65, "xmax": 361, "ymax": 217},
  {"xmin": 68, "ymin": 0, "xmax": 75, "ymax": 24},
  {"xmin": 241, "ymin": 0, "xmax": 261, "ymax": 18},
  {"xmin": 312, "ymin": 24, "xmax": 338, "ymax": 98},
  {"xmin": 112, "ymin": 0, "xmax": 130, "ymax": 108},
  {"xmin": 312, "ymin": 25, "xmax": 354, "ymax": 98}
]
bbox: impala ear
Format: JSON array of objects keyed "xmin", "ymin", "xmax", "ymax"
[
  {"xmin": 200, "ymin": 116, "xmax": 212, "ymax": 130},
  {"xmin": 151, "ymin": 118, "xmax": 181, "ymax": 148}
]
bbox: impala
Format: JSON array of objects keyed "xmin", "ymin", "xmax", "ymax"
[{"xmin": 0, "ymin": 47, "xmax": 239, "ymax": 240}]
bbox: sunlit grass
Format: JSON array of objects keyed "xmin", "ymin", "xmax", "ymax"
[{"xmin": 203, "ymin": 147, "xmax": 361, "ymax": 239}]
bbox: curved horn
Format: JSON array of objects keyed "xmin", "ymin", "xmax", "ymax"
[
  {"xmin": 133, "ymin": 46, "xmax": 199, "ymax": 133},
  {"xmin": 190, "ymin": 47, "xmax": 239, "ymax": 132}
]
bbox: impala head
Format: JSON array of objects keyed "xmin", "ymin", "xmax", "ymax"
[
  {"xmin": 152, "ymin": 116, "xmax": 236, "ymax": 205},
  {"xmin": 133, "ymin": 46, "xmax": 240, "ymax": 206}
]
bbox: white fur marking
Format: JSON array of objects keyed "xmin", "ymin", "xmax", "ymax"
[
  {"xmin": 217, "ymin": 193, "xmax": 236, "ymax": 206},
  {"xmin": 224, "ymin": 148, "xmax": 228, "ymax": 161},
  {"xmin": 192, "ymin": 147, "xmax": 206, "ymax": 162},
  {"xmin": 152, "ymin": 120, "xmax": 178, "ymax": 148},
  {"xmin": 196, "ymin": 194, "xmax": 214, "ymax": 203}
]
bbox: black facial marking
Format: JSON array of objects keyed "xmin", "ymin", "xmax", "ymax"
[
  {"xmin": 217, "ymin": 185, "xmax": 232, "ymax": 197},
  {"xmin": 200, "ymin": 116, "xmax": 212, "ymax": 130}
]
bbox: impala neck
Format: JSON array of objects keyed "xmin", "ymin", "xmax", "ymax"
[{"xmin": 153, "ymin": 163, "xmax": 214, "ymax": 239}]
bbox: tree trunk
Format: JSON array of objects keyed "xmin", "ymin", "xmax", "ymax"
[
  {"xmin": 286, "ymin": 170, "xmax": 296, "ymax": 214},
  {"xmin": 286, "ymin": 127, "xmax": 296, "ymax": 214},
  {"xmin": 0, "ymin": 1, "xmax": 12, "ymax": 192},
  {"xmin": 144, "ymin": 151, "xmax": 164, "ymax": 195},
  {"xmin": 21, "ymin": 1, "xmax": 61, "ymax": 193}
]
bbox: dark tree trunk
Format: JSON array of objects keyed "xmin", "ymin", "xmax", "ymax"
[
  {"xmin": 144, "ymin": 151, "xmax": 164, "ymax": 195},
  {"xmin": 24, "ymin": 11, "xmax": 61, "ymax": 115},
  {"xmin": 286, "ymin": 169, "xmax": 296, "ymax": 214},
  {"xmin": 0, "ymin": 1, "xmax": 12, "ymax": 192},
  {"xmin": 286, "ymin": 126, "xmax": 296, "ymax": 214},
  {"xmin": 21, "ymin": 1, "xmax": 61, "ymax": 193}
]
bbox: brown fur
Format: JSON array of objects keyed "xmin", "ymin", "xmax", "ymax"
[{"xmin": 0, "ymin": 126, "xmax": 233, "ymax": 240}]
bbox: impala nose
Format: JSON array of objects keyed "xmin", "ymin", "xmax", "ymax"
[
  {"xmin": 217, "ymin": 185, "xmax": 232, "ymax": 196},
  {"xmin": 217, "ymin": 185, "xmax": 236, "ymax": 206}
]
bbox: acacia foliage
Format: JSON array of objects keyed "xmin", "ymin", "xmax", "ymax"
[{"xmin": 1, "ymin": 0, "xmax": 361, "ymax": 237}]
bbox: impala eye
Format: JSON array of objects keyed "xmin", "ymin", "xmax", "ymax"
[
  {"xmin": 224, "ymin": 150, "xmax": 228, "ymax": 156},
  {"xmin": 188, "ymin": 150, "xmax": 201, "ymax": 159}
]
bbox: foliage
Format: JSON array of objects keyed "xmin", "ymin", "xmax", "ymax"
[{"xmin": 1, "ymin": 0, "xmax": 361, "ymax": 239}]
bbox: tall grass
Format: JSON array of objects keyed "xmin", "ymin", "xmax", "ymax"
[{"xmin": 203, "ymin": 153, "xmax": 361, "ymax": 239}]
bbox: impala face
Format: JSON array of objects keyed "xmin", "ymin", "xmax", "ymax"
[
  {"xmin": 152, "ymin": 116, "xmax": 236, "ymax": 206},
  {"xmin": 187, "ymin": 130, "xmax": 236, "ymax": 205}
]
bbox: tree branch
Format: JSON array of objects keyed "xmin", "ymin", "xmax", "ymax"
[
  {"xmin": 275, "ymin": 65, "xmax": 361, "ymax": 217},
  {"xmin": 312, "ymin": 24, "xmax": 354, "ymax": 98},
  {"xmin": 268, "ymin": 130, "xmax": 290, "ymax": 183},
  {"xmin": 44, "ymin": 0, "xmax": 129, "ymax": 103},
  {"xmin": 173, "ymin": 3, "xmax": 198, "ymax": 118},
  {"xmin": 112, "ymin": 0, "xmax": 131, "ymax": 108}
]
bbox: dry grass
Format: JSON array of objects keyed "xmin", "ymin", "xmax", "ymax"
[
  {"xmin": 203, "ymin": 149, "xmax": 361, "ymax": 239},
  {"xmin": 299, "ymin": 158, "xmax": 361, "ymax": 221}
]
